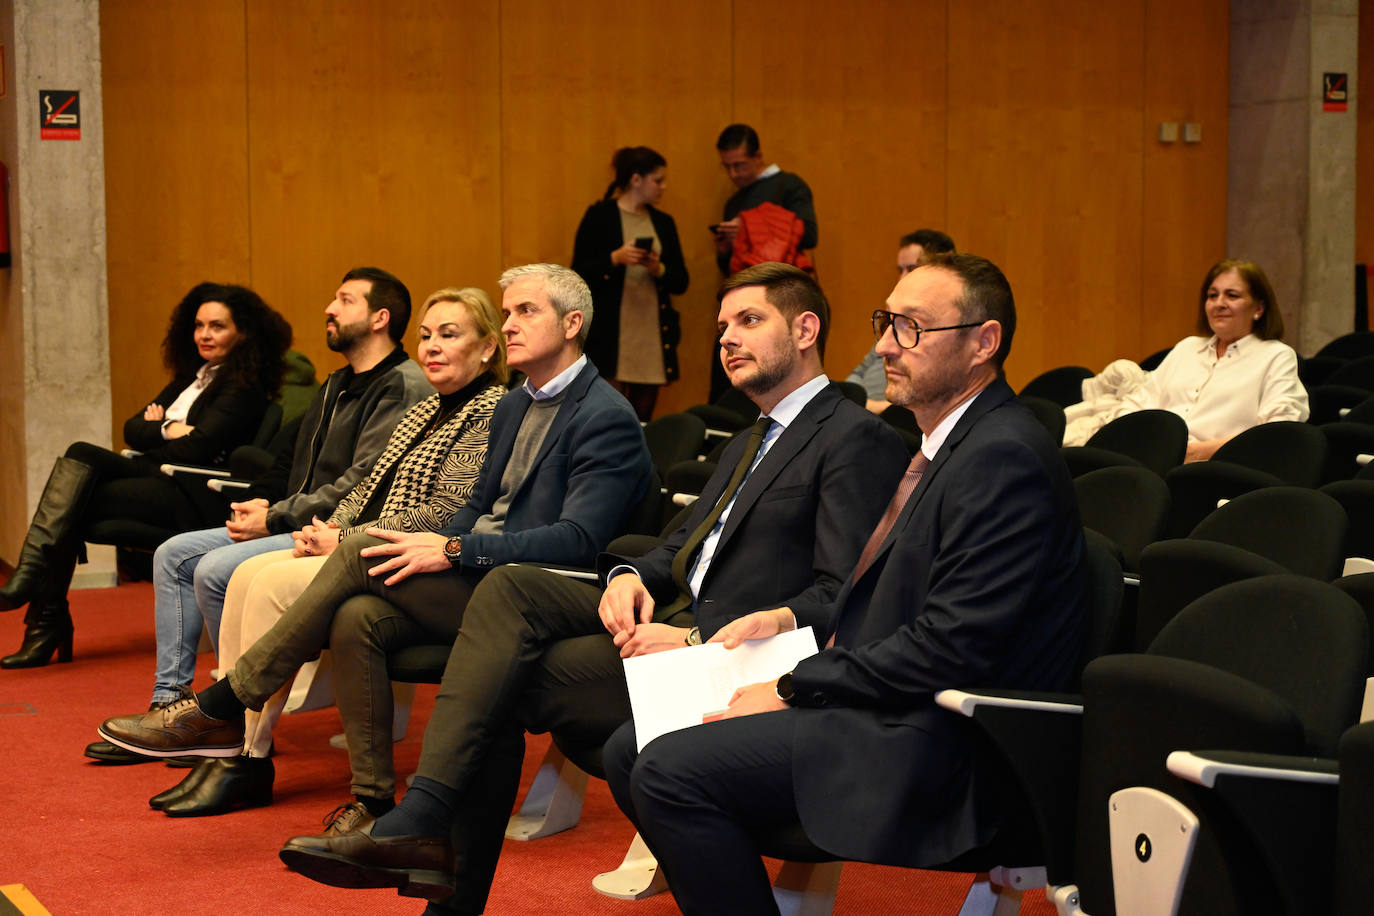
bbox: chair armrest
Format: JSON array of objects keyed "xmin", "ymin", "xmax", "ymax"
[
  {"xmin": 160, "ymin": 462, "xmax": 221, "ymax": 478},
  {"xmin": 207, "ymin": 478, "xmax": 252, "ymax": 493},
  {"xmin": 671, "ymin": 492, "xmax": 700, "ymax": 508},
  {"xmin": 121, "ymin": 449, "xmax": 143, "ymax": 459},
  {"xmin": 1167, "ymin": 749, "xmax": 1338, "ymax": 789},
  {"xmin": 506, "ymin": 562, "xmax": 599, "ymax": 582},
  {"xmin": 936, "ymin": 688, "xmax": 1083, "ymax": 718}
]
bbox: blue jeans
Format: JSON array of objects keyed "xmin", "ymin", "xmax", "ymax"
[{"xmin": 152, "ymin": 528, "xmax": 295, "ymax": 704}]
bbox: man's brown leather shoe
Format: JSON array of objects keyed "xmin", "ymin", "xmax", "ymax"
[
  {"xmin": 278, "ymin": 820, "xmax": 456, "ymax": 900},
  {"xmin": 317, "ymin": 801, "xmax": 375, "ymax": 837},
  {"xmin": 96, "ymin": 697, "xmax": 245, "ymax": 759}
]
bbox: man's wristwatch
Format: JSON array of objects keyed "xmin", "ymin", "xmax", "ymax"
[
  {"xmin": 684, "ymin": 626, "xmax": 702, "ymax": 646},
  {"xmin": 443, "ymin": 535, "xmax": 463, "ymax": 567},
  {"xmin": 775, "ymin": 671, "xmax": 795, "ymax": 705}
]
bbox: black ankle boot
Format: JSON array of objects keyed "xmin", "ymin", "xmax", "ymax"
[
  {"xmin": 161, "ymin": 756, "xmax": 274, "ymax": 817},
  {"xmin": 0, "ymin": 457, "xmax": 98, "ymax": 612},
  {"xmin": 1, "ymin": 600, "xmax": 74, "ymax": 668}
]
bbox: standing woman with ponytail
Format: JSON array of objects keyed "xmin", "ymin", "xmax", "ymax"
[{"xmin": 571, "ymin": 145, "xmax": 689, "ymax": 421}]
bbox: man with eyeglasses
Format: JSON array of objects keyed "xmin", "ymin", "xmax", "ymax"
[
  {"xmin": 603, "ymin": 252, "xmax": 1089, "ymax": 915},
  {"xmin": 848, "ymin": 228, "xmax": 957, "ymax": 413}
]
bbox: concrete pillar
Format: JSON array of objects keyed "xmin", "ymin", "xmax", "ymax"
[
  {"xmin": 0, "ymin": 0, "xmax": 114, "ymax": 587},
  {"xmin": 1229, "ymin": 0, "xmax": 1360, "ymax": 354}
]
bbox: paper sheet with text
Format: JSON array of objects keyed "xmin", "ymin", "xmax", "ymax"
[{"xmin": 622, "ymin": 627, "xmax": 818, "ymax": 750}]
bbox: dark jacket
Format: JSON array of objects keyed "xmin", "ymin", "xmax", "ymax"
[
  {"xmin": 789, "ymin": 379, "xmax": 1087, "ymax": 868},
  {"xmin": 247, "ymin": 347, "xmax": 431, "ymax": 534},
  {"xmin": 123, "ymin": 376, "xmax": 269, "ymax": 467},
  {"xmin": 571, "ymin": 199, "xmax": 689, "ymax": 382},
  {"xmin": 604, "ymin": 382, "xmax": 908, "ymax": 637},
  {"xmin": 440, "ymin": 360, "xmax": 653, "ymax": 570}
]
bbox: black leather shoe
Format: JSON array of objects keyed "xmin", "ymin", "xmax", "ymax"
[
  {"xmin": 161, "ymin": 756, "xmax": 273, "ymax": 817},
  {"xmin": 279, "ymin": 820, "xmax": 456, "ymax": 900},
  {"xmin": 85, "ymin": 740, "xmax": 155, "ymax": 765},
  {"xmin": 150, "ymin": 757, "xmax": 217, "ymax": 810}
]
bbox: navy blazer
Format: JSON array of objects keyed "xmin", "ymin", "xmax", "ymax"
[
  {"xmin": 788, "ymin": 378, "xmax": 1087, "ymax": 868},
  {"xmin": 440, "ymin": 360, "xmax": 653, "ymax": 570},
  {"xmin": 600, "ymin": 382, "xmax": 909, "ymax": 638}
]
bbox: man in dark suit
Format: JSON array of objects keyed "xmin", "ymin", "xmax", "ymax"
[
  {"xmin": 603, "ymin": 252, "xmax": 1088, "ymax": 914},
  {"xmin": 274, "ymin": 262, "xmax": 910, "ymax": 909},
  {"xmin": 97, "ymin": 264, "xmax": 655, "ymax": 790}
]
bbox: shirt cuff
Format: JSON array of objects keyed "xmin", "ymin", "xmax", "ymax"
[{"xmin": 606, "ymin": 564, "xmax": 642, "ymax": 582}]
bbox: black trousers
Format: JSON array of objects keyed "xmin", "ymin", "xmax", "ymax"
[
  {"xmin": 603, "ymin": 711, "xmax": 817, "ymax": 916},
  {"xmin": 392, "ymin": 563, "xmax": 633, "ymax": 912},
  {"xmin": 67, "ymin": 441, "xmax": 224, "ymax": 535}
]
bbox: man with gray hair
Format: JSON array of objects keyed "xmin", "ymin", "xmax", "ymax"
[{"xmin": 98, "ymin": 263, "xmax": 654, "ymax": 825}]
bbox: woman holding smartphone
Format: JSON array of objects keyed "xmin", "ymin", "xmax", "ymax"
[{"xmin": 572, "ymin": 145, "xmax": 688, "ymax": 421}]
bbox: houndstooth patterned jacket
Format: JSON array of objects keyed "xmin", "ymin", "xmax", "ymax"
[{"xmin": 328, "ymin": 382, "xmax": 507, "ymax": 540}]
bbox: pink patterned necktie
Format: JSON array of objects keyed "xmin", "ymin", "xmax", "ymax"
[{"xmin": 827, "ymin": 452, "xmax": 930, "ymax": 649}]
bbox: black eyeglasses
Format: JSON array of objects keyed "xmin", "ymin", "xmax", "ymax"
[{"xmin": 871, "ymin": 310, "xmax": 981, "ymax": 350}]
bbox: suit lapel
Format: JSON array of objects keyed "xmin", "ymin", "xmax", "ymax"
[
  {"xmin": 830, "ymin": 379, "xmax": 1017, "ymax": 626},
  {"xmin": 507, "ymin": 362, "xmax": 595, "ymax": 503},
  {"xmin": 714, "ymin": 386, "xmax": 838, "ymax": 547}
]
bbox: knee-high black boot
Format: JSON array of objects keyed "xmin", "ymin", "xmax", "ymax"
[{"xmin": 0, "ymin": 457, "xmax": 98, "ymax": 612}]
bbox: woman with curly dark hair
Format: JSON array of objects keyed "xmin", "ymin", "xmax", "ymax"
[{"xmin": 0, "ymin": 282, "xmax": 291, "ymax": 668}]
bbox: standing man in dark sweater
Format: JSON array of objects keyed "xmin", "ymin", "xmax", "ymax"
[{"xmin": 710, "ymin": 123, "xmax": 818, "ymax": 400}]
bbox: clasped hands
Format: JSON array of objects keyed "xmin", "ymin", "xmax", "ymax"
[
  {"xmin": 598, "ymin": 574, "xmax": 793, "ymax": 718},
  {"xmin": 291, "ymin": 516, "xmax": 341, "ymax": 557}
]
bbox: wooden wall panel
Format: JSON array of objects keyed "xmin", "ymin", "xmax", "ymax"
[
  {"xmin": 244, "ymin": 0, "xmax": 503, "ymax": 375},
  {"xmin": 947, "ymin": 1, "xmax": 1147, "ymax": 388},
  {"xmin": 1142, "ymin": 0, "xmax": 1230, "ymax": 359},
  {"xmin": 99, "ymin": 0, "xmax": 1237, "ymax": 425},
  {"xmin": 731, "ymin": 0, "xmax": 949, "ymax": 388},
  {"xmin": 100, "ymin": 0, "xmax": 251, "ymax": 446},
  {"xmin": 499, "ymin": 0, "xmax": 732, "ymax": 414}
]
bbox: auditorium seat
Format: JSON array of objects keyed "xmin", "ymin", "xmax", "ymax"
[{"xmin": 1061, "ymin": 409, "xmax": 1189, "ymax": 479}]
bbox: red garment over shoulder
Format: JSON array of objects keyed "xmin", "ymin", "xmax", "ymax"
[{"xmin": 729, "ymin": 201, "xmax": 815, "ymax": 275}]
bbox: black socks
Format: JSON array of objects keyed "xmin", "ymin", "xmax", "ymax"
[{"xmin": 195, "ymin": 678, "xmax": 246, "ymax": 722}]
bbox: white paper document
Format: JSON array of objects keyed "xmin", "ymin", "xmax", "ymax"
[{"xmin": 622, "ymin": 626, "xmax": 819, "ymax": 750}]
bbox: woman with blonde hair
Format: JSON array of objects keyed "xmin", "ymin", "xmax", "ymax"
[{"xmin": 131, "ymin": 286, "xmax": 509, "ymax": 817}]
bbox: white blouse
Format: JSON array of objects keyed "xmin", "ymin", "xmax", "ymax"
[
  {"xmin": 161, "ymin": 363, "xmax": 220, "ymax": 438},
  {"xmin": 1115, "ymin": 334, "xmax": 1309, "ymax": 442}
]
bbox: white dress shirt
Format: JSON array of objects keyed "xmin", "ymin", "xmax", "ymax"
[
  {"xmin": 1115, "ymin": 334, "xmax": 1308, "ymax": 442},
  {"xmin": 160, "ymin": 363, "xmax": 220, "ymax": 439}
]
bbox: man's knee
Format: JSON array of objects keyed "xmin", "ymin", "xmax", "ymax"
[{"xmin": 329, "ymin": 594, "xmax": 402, "ymax": 650}]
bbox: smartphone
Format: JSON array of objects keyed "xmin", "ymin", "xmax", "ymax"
[
  {"xmin": 634, "ymin": 236, "xmax": 654, "ymax": 251},
  {"xmin": 707, "ymin": 223, "xmax": 721, "ymax": 233}
]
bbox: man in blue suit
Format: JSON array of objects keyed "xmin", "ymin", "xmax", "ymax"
[
  {"xmin": 97, "ymin": 264, "xmax": 655, "ymax": 790},
  {"xmin": 603, "ymin": 252, "xmax": 1088, "ymax": 914}
]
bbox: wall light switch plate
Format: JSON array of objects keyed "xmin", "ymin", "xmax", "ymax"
[
  {"xmin": 1183, "ymin": 122, "xmax": 1202, "ymax": 143},
  {"xmin": 1158, "ymin": 122, "xmax": 1179, "ymax": 143}
]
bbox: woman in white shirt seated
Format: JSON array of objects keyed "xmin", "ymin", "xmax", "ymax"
[{"xmin": 1115, "ymin": 259, "xmax": 1308, "ymax": 462}]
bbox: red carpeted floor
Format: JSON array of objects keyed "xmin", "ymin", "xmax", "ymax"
[{"xmin": 0, "ymin": 582, "xmax": 1057, "ymax": 915}]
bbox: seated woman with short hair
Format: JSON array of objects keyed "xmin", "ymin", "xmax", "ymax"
[{"xmin": 1111, "ymin": 259, "xmax": 1308, "ymax": 462}]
